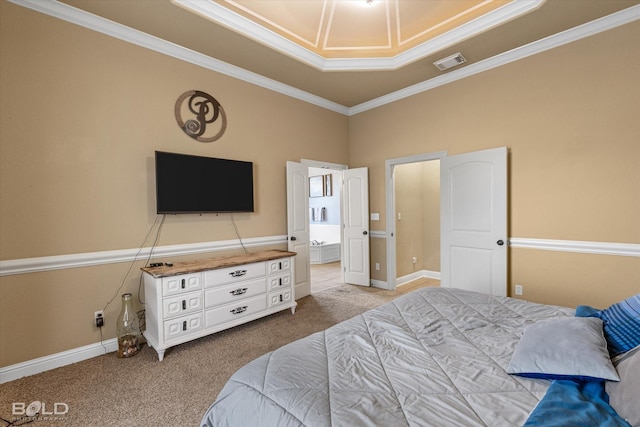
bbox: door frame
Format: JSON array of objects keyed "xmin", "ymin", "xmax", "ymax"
[
  {"xmin": 300, "ymin": 159, "xmax": 348, "ymax": 287},
  {"xmin": 301, "ymin": 159, "xmax": 348, "ymax": 171},
  {"xmin": 385, "ymin": 151, "xmax": 447, "ymax": 290}
]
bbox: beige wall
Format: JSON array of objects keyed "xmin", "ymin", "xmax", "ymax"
[
  {"xmin": 350, "ymin": 22, "xmax": 640, "ymax": 308},
  {"xmin": 395, "ymin": 163, "xmax": 425, "ymax": 276},
  {"xmin": 0, "ymin": 2, "xmax": 348, "ymax": 367},
  {"xmin": 1, "ymin": 2, "xmax": 638, "ymax": 369},
  {"xmin": 394, "ymin": 161, "xmax": 440, "ymax": 278},
  {"xmin": 421, "ymin": 161, "xmax": 440, "ymax": 272}
]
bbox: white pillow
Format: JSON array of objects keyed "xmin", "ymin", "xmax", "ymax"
[{"xmin": 507, "ymin": 317, "xmax": 619, "ymax": 382}]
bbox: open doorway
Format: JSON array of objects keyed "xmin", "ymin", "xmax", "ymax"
[
  {"xmin": 308, "ymin": 167, "xmax": 343, "ymax": 293},
  {"xmin": 288, "ymin": 160, "xmax": 370, "ymax": 298},
  {"xmin": 385, "ymin": 148, "xmax": 507, "ymax": 294},
  {"xmin": 386, "ymin": 151, "xmax": 446, "ymax": 290},
  {"xmin": 394, "ymin": 160, "xmax": 441, "ymax": 286}
]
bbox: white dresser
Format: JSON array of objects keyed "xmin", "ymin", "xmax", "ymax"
[{"xmin": 141, "ymin": 250, "xmax": 296, "ymax": 361}]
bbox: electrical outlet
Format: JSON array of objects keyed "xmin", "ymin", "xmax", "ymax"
[
  {"xmin": 94, "ymin": 310, "xmax": 104, "ymax": 328},
  {"xmin": 412, "ymin": 257, "xmax": 417, "ymax": 264},
  {"xmin": 515, "ymin": 285, "xmax": 523, "ymax": 296},
  {"xmin": 375, "ymin": 262, "xmax": 380, "ymax": 271}
]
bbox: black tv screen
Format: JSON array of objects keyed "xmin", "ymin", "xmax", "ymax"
[{"xmin": 155, "ymin": 151, "xmax": 254, "ymax": 214}]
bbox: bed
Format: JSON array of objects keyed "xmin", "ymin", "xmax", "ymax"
[{"xmin": 201, "ymin": 287, "xmax": 639, "ymax": 427}]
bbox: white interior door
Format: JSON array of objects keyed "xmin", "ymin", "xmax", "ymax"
[
  {"xmin": 286, "ymin": 161, "xmax": 311, "ymax": 299},
  {"xmin": 440, "ymin": 147, "xmax": 507, "ymax": 297},
  {"xmin": 343, "ymin": 168, "xmax": 370, "ymax": 286}
]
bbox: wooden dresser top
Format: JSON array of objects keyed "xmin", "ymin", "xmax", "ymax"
[{"xmin": 140, "ymin": 249, "xmax": 296, "ymax": 278}]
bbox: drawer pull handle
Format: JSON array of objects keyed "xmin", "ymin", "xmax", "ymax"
[
  {"xmin": 280, "ymin": 294, "xmax": 283, "ymax": 302},
  {"xmin": 279, "ymin": 278, "xmax": 282, "ymax": 287},
  {"xmin": 182, "ymin": 300, "xmax": 187, "ymax": 310},
  {"xmin": 230, "ymin": 306, "xmax": 248, "ymax": 315},
  {"xmin": 229, "ymin": 270, "xmax": 247, "ymax": 278},
  {"xmin": 279, "ymin": 261, "xmax": 282, "ymax": 270},
  {"xmin": 182, "ymin": 321, "xmax": 187, "ymax": 331},
  {"xmin": 229, "ymin": 288, "xmax": 248, "ymax": 296},
  {"xmin": 181, "ymin": 279, "xmax": 186, "ymax": 289}
]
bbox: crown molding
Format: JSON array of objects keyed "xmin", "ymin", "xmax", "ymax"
[
  {"xmin": 173, "ymin": 0, "xmax": 545, "ymax": 72},
  {"xmin": 349, "ymin": 4, "xmax": 640, "ymax": 114},
  {"xmin": 7, "ymin": 0, "xmax": 349, "ymax": 115},
  {"xmin": 8, "ymin": 1, "xmax": 640, "ymax": 116}
]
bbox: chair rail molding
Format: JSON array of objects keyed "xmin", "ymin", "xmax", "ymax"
[
  {"xmin": 0, "ymin": 235, "xmax": 288, "ymax": 277},
  {"xmin": 509, "ymin": 238, "xmax": 640, "ymax": 257},
  {"xmin": 3, "ymin": 236, "xmax": 636, "ymax": 278}
]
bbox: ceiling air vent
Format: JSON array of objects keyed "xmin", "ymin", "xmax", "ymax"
[{"xmin": 434, "ymin": 53, "xmax": 467, "ymax": 71}]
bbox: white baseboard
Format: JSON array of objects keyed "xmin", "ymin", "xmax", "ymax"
[
  {"xmin": 0, "ymin": 236, "xmax": 287, "ymax": 384},
  {"xmin": 0, "ymin": 339, "xmax": 117, "ymax": 384},
  {"xmin": 370, "ymin": 279, "xmax": 387, "ymax": 289},
  {"xmin": 3, "ymin": 235, "xmax": 636, "ymax": 383},
  {"xmin": 372, "ymin": 270, "xmax": 441, "ymax": 289},
  {"xmin": 2, "ymin": 271, "xmax": 439, "ymax": 384},
  {"xmin": 397, "ymin": 270, "xmax": 441, "ymax": 287}
]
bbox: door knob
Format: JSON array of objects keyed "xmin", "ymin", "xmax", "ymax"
[
  {"xmin": 497, "ymin": 240, "xmax": 504, "ymax": 246},
  {"xmin": 290, "ymin": 236, "xmax": 297, "ymax": 241},
  {"xmin": 363, "ymin": 231, "xmax": 368, "ymax": 235}
]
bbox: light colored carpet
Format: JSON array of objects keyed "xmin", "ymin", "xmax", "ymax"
[{"xmin": 0, "ymin": 280, "xmax": 438, "ymax": 426}]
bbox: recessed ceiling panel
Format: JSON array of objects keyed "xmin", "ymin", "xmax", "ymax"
[
  {"xmin": 324, "ymin": 1, "xmax": 391, "ymax": 51},
  {"xmin": 220, "ymin": 0, "xmax": 327, "ymax": 48},
  {"xmin": 209, "ymin": 0, "xmax": 527, "ymax": 61},
  {"xmin": 396, "ymin": 0, "xmax": 510, "ymax": 47}
]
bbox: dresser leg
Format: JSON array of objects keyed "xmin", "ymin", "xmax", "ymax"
[
  {"xmin": 157, "ymin": 349, "xmax": 166, "ymax": 361},
  {"xmin": 291, "ymin": 306, "xmax": 296, "ymax": 314}
]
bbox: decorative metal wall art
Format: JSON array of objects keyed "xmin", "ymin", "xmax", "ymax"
[{"xmin": 175, "ymin": 90, "xmax": 227, "ymax": 142}]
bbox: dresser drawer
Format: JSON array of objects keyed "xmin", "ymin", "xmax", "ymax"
[
  {"xmin": 162, "ymin": 273, "xmax": 202, "ymax": 297},
  {"xmin": 142, "ymin": 251, "xmax": 296, "ymax": 361},
  {"xmin": 267, "ymin": 273, "xmax": 292, "ymax": 291},
  {"xmin": 205, "ymin": 294, "xmax": 267, "ymax": 328},
  {"xmin": 204, "ymin": 277, "xmax": 266, "ymax": 309},
  {"xmin": 204, "ymin": 261, "xmax": 266, "ymax": 288},
  {"xmin": 164, "ymin": 312, "xmax": 203, "ymax": 341},
  {"xmin": 268, "ymin": 289, "xmax": 293, "ymax": 308},
  {"xmin": 163, "ymin": 291, "xmax": 203, "ymax": 319},
  {"xmin": 267, "ymin": 257, "xmax": 291, "ymax": 274}
]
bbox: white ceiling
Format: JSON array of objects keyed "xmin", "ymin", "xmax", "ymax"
[{"xmin": 11, "ymin": 0, "xmax": 640, "ymax": 112}]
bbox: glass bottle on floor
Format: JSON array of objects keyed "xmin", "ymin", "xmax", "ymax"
[{"xmin": 116, "ymin": 293, "xmax": 140, "ymax": 358}]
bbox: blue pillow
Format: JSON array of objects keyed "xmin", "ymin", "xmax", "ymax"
[{"xmin": 577, "ymin": 294, "xmax": 640, "ymax": 357}]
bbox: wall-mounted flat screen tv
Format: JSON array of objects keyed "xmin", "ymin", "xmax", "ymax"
[{"xmin": 155, "ymin": 151, "xmax": 254, "ymax": 214}]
